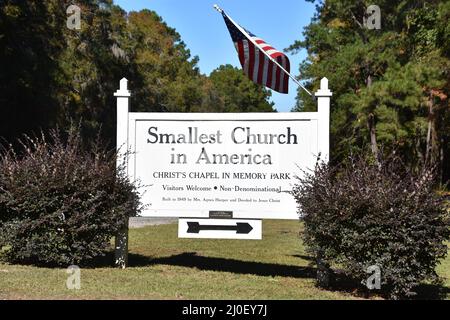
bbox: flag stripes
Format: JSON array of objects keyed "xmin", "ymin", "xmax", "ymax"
[{"xmin": 221, "ymin": 12, "xmax": 290, "ymax": 94}]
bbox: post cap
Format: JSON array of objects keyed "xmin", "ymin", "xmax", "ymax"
[
  {"xmin": 315, "ymin": 77, "xmax": 332, "ymax": 97},
  {"xmin": 114, "ymin": 78, "xmax": 131, "ymax": 97}
]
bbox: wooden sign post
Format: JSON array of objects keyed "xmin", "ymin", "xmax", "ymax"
[{"xmin": 114, "ymin": 78, "xmax": 131, "ymax": 269}]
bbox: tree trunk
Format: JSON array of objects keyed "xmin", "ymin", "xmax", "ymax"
[
  {"xmin": 415, "ymin": 127, "xmax": 424, "ymax": 167},
  {"xmin": 431, "ymin": 115, "xmax": 439, "ymax": 167},
  {"xmin": 316, "ymin": 250, "xmax": 332, "ymax": 288},
  {"xmin": 425, "ymin": 96, "xmax": 432, "ymax": 165},
  {"xmin": 439, "ymin": 136, "xmax": 444, "ymax": 185},
  {"xmin": 425, "ymin": 93, "xmax": 438, "ymax": 169},
  {"xmin": 368, "ymin": 113, "xmax": 379, "ymax": 162},
  {"xmin": 366, "ymin": 74, "xmax": 379, "ymax": 163}
]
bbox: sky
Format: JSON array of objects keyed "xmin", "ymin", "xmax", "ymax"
[{"xmin": 114, "ymin": 0, "xmax": 316, "ymax": 112}]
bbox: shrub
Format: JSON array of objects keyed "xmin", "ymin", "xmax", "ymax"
[
  {"xmin": 292, "ymin": 154, "xmax": 450, "ymax": 299},
  {"xmin": 0, "ymin": 128, "xmax": 141, "ymax": 266}
]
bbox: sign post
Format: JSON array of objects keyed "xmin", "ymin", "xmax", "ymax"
[
  {"xmin": 315, "ymin": 77, "xmax": 332, "ymax": 163},
  {"xmin": 114, "ymin": 78, "xmax": 131, "ymax": 269},
  {"xmin": 314, "ymin": 78, "xmax": 332, "ymax": 285}
]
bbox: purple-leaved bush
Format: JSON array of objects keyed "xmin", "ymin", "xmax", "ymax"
[
  {"xmin": 292, "ymin": 154, "xmax": 449, "ymax": 299},
  {"xmin": 0, "ymin": 127, "xmax": 141, "ymax": 266}
]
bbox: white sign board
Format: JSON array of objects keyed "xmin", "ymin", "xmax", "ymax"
[
  {"xmin": 178, "ymin": 218, "xmax": 262, "ymax": 240},
  {"xmin": 115, "ymin": 78, "xmax": 331, "ymax": 220}
]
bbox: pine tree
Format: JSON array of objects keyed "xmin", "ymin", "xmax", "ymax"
[{"xmin": 287, "ymin": 0, "xmax": 449, "ymax": 182}]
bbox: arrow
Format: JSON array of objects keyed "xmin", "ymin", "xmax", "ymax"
[{"xmin": 187, "ymin": 222, "xmax": 253, "ymax": 234}]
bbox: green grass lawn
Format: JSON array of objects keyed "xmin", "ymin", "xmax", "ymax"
[{"xmin": 0, "ymin": 220, "xmax": 449, "ymax": 300}]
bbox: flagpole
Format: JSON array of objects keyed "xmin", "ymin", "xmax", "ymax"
[{"xmin": 213, "ymin": 4, "xmax": 313, "ymax": 97}]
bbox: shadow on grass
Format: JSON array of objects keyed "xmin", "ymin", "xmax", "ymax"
[
  {"xmin": 130, "ymin": 251, "xmax": 318, "ymax": 279},
  {"xmin": 10, "ymin": 250, "xmax": 447, "ymax": 300},
  {"xmin": 413, "ymin": 283, "xmax": 450, "ymax": 300},
  {"xmin": 89, "ymin": 252, "xmax": 450, "ymax": 299},
  {"xmin": 316, "ymin": 269, "xmax": 450, "ymax": 300}
]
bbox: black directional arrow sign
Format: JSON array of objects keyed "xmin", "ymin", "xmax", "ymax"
[{"xmin": 187, "ymin": 222, "xmax": 253, "ymax": 234}]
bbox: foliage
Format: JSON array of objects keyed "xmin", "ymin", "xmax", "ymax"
[
  {"xmin": 292, "ymin": 153, "xmax": 450, "ymax": 299},
  {"xmin": 287, "ymin": 0, "xmax": 450, "ymax": 183},
  {"xmin": 0, "ymin": 2, "xmax": 275, "ymax": 148},
  {"xmin": 125, "ymin": 9, "xmax": 202, "ymax": 113},
  {"xmin": 0, "ymin": 127, "xmax": 141, "ymax": 266},
  {"xmin": 0, "ymin": 0, "xmax": 65, "ymax": 142},
  {"xmin": 57, "ymin": 2, "xmax": 134, "ymax": 143},
  {"xmin": 209, "ymin": 65, "xmax": 275, "ymax": 112}
]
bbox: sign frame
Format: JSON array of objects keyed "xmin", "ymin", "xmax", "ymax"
[
  {"xmin": 115, "ymin": 78, "xmax": 331, "ymax": 221},
  {"xmin": 113, "ymin": 77, "xmax": 332, "ymax": 267}
]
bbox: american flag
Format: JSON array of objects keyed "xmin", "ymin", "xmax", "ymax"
[{"xmin": 221, "ymin": 12, "xmax": 290, "ymax": 94}]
